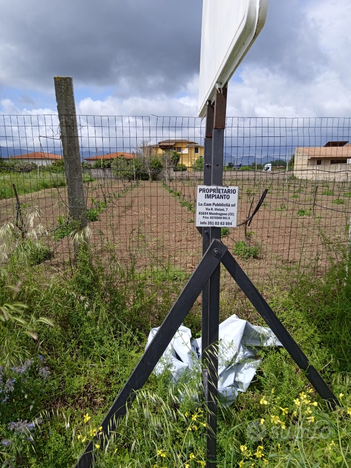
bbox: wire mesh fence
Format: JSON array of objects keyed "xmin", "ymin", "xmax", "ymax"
[{"xmin": 1, "ymin": 115, "xmax": 351, "ymax": 286}]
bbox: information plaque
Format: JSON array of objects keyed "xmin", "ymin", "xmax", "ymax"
[{"xmin": 196, "ymin": 185, "xmax": 239, "ymax": 227}]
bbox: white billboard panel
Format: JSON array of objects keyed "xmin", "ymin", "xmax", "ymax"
[{"xmin": 198, "ymin": 0, "xmax": 268, "ymax": 117}]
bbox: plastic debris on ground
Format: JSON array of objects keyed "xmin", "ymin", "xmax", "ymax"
[{"xmin": 146, "ymin": 314, "xmax": 282, "ymax": 406}]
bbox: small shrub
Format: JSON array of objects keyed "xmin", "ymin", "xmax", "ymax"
[
  {"xmin": 239, "ymin": 165, "xmax": 254, "ymax": 171},
  {"xmin": 221, "ymin": 227, "xmax": 230, "ymax": 238},
  {"xmin": 322, "ymin": 189, "xmax": 334, "ymax": 196},
  {"xmin": 174, "ymin": 163, "xmax": 187, "ymax": 172},
  {"xmin": 297, "ymin": 209, "xmax": 311, "ymax": 216},
  {"xmin": 276, "ymin": 203, "xmax": 287, "ymax": 211},
  {"xmin": 233, "ymin": 240, "xmax": 259, "ymax": 259},
  {"xmin": 7, "ymin": 237, "xmax": 52, "ymax": 266},
  {"xmin": 332, "ymin": 198, "xmax": 344, "ymax": 205},
  {"xmin": 87, "ymin": 208, "xmax": 99, "ymax": 222},
  {"xmin": 53, "ymin": 216, "xmax": 79, "ymax": 241}
]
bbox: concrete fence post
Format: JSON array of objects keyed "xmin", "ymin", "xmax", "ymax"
[{"xmin": 54, "ymin": 77, "xmax": 87, "ymax": 230}]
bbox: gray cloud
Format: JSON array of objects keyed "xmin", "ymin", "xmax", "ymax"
[
  {"xmin": 0, "ymin": 0, "xmax": 202, "ymax": 96},
  {"xmin": 243, "ymin": 0, "xmax": 329, "ymax": 82},
  {"xmin": 1, "ymin": 0, "xmax": 350, "ymax": 118}
]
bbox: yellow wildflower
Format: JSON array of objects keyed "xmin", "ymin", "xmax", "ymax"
[
  {"xmin": 77, "ymin": 434, "xmax": 82, "ymax": 440},
  {"xmin": 157, "ymin": 449, "xmax": 166, "ymax": 458},
  {"xmin": 328, "ymin": 441, "xmax": 336, "ymax": 451},
  {"xmin": 339, "ymin": 393, "xmax": 344, "ymax": 400},
  {"xmin": 197, "ymin": 462, "xmax": 206, "ymax": 467},
  {"xmin": 307, "ymin": 416, "xmax": 315, "ymax": 423},
  {"xmin": 260, "ymin": 418, "xmax": 265, "ymax": 425},
  {"xmin": 238, "ymin": 461, "xmax": 245, "ymax": 468},
  {"xmin": 255, "ymin": 446, "xmax": 264, "ymax": 459},
  {"xmin": 240, "ymin": 445, "xmax": 248, "ymax": 453},
  {"xmin": 184, "ymin": 412, "xmax": 189, "ymax": 418},
  {"xmin": 82, "ymin": 436, "xmax": 87, "ymax": 443},
  {"xmin": 95, "ymin": 444, "xmax": 100, "ymax": 450},
  {"xmin": 83, "ymin": 413, "xmax": 91, "ymax": 424},
  {"xmin": 260, "ymin": 396, "xmax": 268, "ymax": 405},
  {"xmin": 190, "ymin": 453, "xmax": 195, "ymax": 459},
  {"xmin": 192, "ymin": 414, "xmax": 198, "ymax": 421},
  {"xmin": 185, "ymin": 464, "xmax": 190, "ymax": 468},
  {"xmin": 294, "ymin": 398, "xmax": 300, "ymax": 406},
  {"xmin": 271, "ymin": 415, "xmax": 280, "ymax": 425},
  {"xmin": 312, "ymin": 401, "xmax": 318, "ymax": 407},
  {"xmin": 347, "ymin": 408, "xmax": 351, "ymax": 415},
  {"xmin": 280, "ymin": 407, "xmax": 288, "ymax": 415},
  {"xmin": 193, "ymin": 425, "xmax": 198, "ymax": 431}
]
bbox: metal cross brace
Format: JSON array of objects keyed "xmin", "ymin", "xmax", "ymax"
[{"xmin": 74, "ymin": 238, "xmax": 338, "ymax": 468}]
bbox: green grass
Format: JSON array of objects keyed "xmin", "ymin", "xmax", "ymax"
[
  {"xmin": 1, "ymin": 228, "xmax": 351, "ymax": 467},
  {"xmin": 0, "ymin": 171, "xmax": 94, "ymax": 200}
]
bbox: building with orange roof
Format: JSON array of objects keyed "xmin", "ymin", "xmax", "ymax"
[
  {"xmin": 84, "ymin": 152, "xmax": 134, "ymax": 165},
  {"xmin": 3, "ymin": 152, "xmax": 62, "ymax": 167}
]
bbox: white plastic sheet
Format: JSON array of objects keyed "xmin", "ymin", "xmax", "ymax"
[{"xmin": 146, "ymin": 314, "xmax": 282, "ymax": 405}]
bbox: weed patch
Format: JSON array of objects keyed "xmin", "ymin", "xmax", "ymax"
[{"xmin": 233, "ymin": 240, "xmax": 260, "ymax": 259}]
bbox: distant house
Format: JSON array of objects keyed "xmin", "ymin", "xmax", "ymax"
[
  {"xmin": 84, "ymin": 152, "xmax": 134, "ymax": 165},
  {"xmin": 3, "ymin": 152, "xmax": 62, "ymax": 167},
  {"xmin": 151, "ymin": 139, "xmax": 204, "ymax": 169},
  {"xmin": 294, "ymin": 141, "xmax": 351, "ymax": 181}
]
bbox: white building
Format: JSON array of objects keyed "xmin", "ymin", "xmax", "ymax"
[{"xmin": 294, "ymin": 141, "xmax": 351, "ymax": 181}]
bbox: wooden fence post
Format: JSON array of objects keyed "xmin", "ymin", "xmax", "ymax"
[{"xmin": 54, "ymin": 77, "xmax": 87, "ymax": 231}]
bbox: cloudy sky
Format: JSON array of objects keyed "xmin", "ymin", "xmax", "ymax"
[{"xmin": 0, "ymin": 0, "xmax": 350, "ymax": 118}]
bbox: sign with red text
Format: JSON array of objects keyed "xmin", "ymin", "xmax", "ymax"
[{"xmin": 196, "ymin": 186, "xmax": 239, "ymax": 227}]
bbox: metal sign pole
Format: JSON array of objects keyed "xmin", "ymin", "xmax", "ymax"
[{"xmin": 202, "ymin": 86, "xmax": 227, "ymax": 468}]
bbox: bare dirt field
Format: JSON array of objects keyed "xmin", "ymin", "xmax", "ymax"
[{"xmin": 1, "ymin": 174, "xmax": 350, "ymax": 285}]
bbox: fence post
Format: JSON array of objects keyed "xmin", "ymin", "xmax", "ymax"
[{"xmin": 54, "ymin": 77, "xmax": 87, "ymax": 231}]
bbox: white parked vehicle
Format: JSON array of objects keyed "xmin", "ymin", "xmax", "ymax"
[{"xmin": 263, "ymin": 163, "xmax": 272, "ymax": 172}]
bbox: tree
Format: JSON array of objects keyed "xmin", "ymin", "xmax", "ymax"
[
  {"xmin": 136, "ymin": 140, "xmax": 159, "ymax": 181},
  {"xmin": 150, "ymin": 155, "xmax": 163, "ymax": 180},
  {"xmin": 289, "ymin": 154, "xmax": 295, "ymax": 169},
  {"xmin": 112, "ymin": 156, "xmax": 142, "ymax": 180},
  {"xmin": 270, "ymin": 159, "xmax": 286, "ymax": 167},
  {"xmin": 193, "ymin": 156, "xmax": 204, "ymax": 171},
  {"xmin": 161, "ymin": 151, "xmax": 175, "ymax": 184}
]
